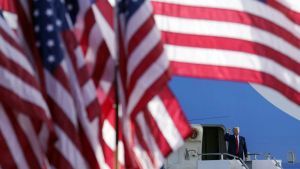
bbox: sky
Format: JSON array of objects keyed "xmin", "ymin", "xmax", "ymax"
[{"xmin": 169, "ymin": 76, "xmax": 300, "ymax": 163}]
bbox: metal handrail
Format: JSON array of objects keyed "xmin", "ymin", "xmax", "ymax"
[
  {"xmin": 273, "ymin": 159, "xmax": 283, "ymax": 169},
  {"xmin": 185, "ymin": 149, "xmax": 282, "ymax": 169},
  {"xmin": 266, "ymin": 153, "xmax": 283, "ymax": 169},
  {"xmin": 247, "ymin": 153, "xmax": 261, "ymax": 160},
  {"xmin": 197, "ymin": 153, "xmax": 250, "ymax": 169},
  {"xmin": 248, "ymin": 153, "xmax": 283, "ymax": 169}
]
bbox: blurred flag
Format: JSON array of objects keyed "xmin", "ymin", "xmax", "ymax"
[
  {"xmin": 152, "ymin": 0, "xmax": 300, "ymax": 107},
  {"xmin": 80, "ymin": 0, "xmax": 192, "ymax": 168},
  {"xmin": 79, "ymin": 0, "xmax": 118, "ymax": 168},
  {"xmin": 0, "ymin": 9, "xmax": 52, "ymax": 169},
  {"xmin": 0, "ymin": 0, "xmax": 192, "ymax": 169},
  {"xmin": 31, "ymin": 0, "xmax": 103, "ymax": 168},
  {"xmin": 116, "ymin": 0, "xmax": 191, "ymax": 168}
]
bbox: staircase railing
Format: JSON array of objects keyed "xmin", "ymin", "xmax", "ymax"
[{"xmin": 196, "ymin": 152, "xmax": 250, "ymax": 169}]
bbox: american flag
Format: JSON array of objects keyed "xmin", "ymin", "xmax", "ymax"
[
  {"xmin": 152, "ymin": 0, "xmax": 300, "ymax": 108},
  {"xmin": 31, "ymin": 0, "xmax": 103, "ymax": 168},
  {"xmin": 0, "ymin": 0, "xmax": 192, "ymax": 168},
  {"xmin": 0, "ymin": 9, "xmax": 51, "ymax": 128},
  {"xmin": 79, "ymin": 0, "xmax": 192, "ymax": 168},
  {"xmin": 126, "ymin": 86, "xmax": 191, "ymax": 168},
  {"xmin": 79, "ymin": 0, "xmax": 118, "ymax": 168},
  {"xmin": 0, "ymin": 10, "xmax": 52, "ymax": 169},
  {"xmin": 116, "ymin": 0, "xmax": 191, "ymax": 168}
]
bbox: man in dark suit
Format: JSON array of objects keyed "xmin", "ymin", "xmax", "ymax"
[{"xmin": 224, "ymin": 127, "xmax": 248, "ymax": 160}]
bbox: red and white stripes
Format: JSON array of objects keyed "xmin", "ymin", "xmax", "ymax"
[
  {"xmin": 116, "ymin": 0, "xmax": 191, "ymax": 168},
  {"xmin": 117, "ymin": 0, "xmax": 168, "ymax": 167},
  {"xmin": 2, "ymin": 0, "xmax": 104, "ymax": 168},
  {"xmin": 125, "ymin": 86, "xmax": 191, "ymax": 169},
  {"xmin": 268, "ymin": 0, "xmax": 300, "ymax": 25},
  {"xmin": 79, "ymin": 0, "xmax": 191, "ymax": 168},
  {"xmin": 119, "ymin": 0, "xmax": 170, "ymax": 117},
  {"xmin": 152, "ymin": 0, "xmax": 300, "ymax": 106},
  {"xmin": 79, "ymin": 0, "xmax": 117, "ymax": 169},
  {"xmin": 0, "ymin": 14, "xmax": 51, "ymax": 127},
  {"xmin": 0, "ymin": 104, "xmax": 50, "ymax": 169},
  {"xmin": 0, "ymin": 12, "xmax": 52, "ymax": 169},
  {"xmin": 0, "ymin": 0, "xmax": 192, "ymax": 168}
]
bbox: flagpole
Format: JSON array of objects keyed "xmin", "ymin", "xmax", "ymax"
[
  {"xmin": 114, "ymin": 69, "xmax": 120, "ymax": 169},
  {"xmin": 114, "ymin": 1, "xmax": 120, "ymax": 168},
  {"xmin": 114, "ymin": 67, "xmax": 120, "ymax": 169}
]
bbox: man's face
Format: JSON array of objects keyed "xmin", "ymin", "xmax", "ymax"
[{"xmin": 233, "ymin": 128, "xmax": 239, "ymax": 136}]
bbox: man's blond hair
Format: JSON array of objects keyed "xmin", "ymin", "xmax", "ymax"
[{"xmin": 233, "ymin": 127, "xmax": 240, "ymax": 133}]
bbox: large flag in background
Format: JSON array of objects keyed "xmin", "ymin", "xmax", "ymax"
[{"xmin": 152, "ymin": 0, "xmax": 300, "ymax": 107}]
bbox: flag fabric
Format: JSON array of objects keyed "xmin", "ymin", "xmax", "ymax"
[
  {"xmin": 116, "ymin": 0, "xmax": 191, "ymax": 168},
  {"xmin": 0, "ymin": 0, "xmax": 192, "ymax": 169},
  {"xmin": 117, "ymin": 0, "xmax": 171, "ymax": 118},
  {"xmin": 152, "ymin": 0, "xmax": 300, "ymax": 106},
  {"xmin": 80, "ymin": 0, "xmax": 192, "ymax": 168},
  {"xmin": 0, "ymin": 0, "xmax": 18, "ymax": 30},
  {"xmin": 0, "ymin": 10, "xmax": 52, "ymax": 169},
  {"xmin": 4, "ymin": 0, "xmax": 300, "ymax": 168},
  {"xmin": 79, "ymin": 0, "xmax": 118, "ymax": 168},
  {"xmin": 124, "ymin": 86, "xmax": 191, "ymax": 168},
  {"xmin": 30, "ymin": 0, "xmax": 103, "ymax": 168},
  {"xmin": 0, "ymin": 7, "xmax": 51, "ymax": 129},
  {"xmin": 0, "ymin": 104, "xmax": 51, "ymax": 169}
]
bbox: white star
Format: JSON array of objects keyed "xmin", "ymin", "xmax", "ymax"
[
  {"xmin": 34, "ymin": 25, "xmax": 40, "ymax": 32},
  {"xmin": 45, "ymin": 9, "xmax": 53, "ymax": 16},
  {"xmin": 48, "ymin": 55, "xmax": 55, "ymax": 63},
  {"xmin": 56, "ymin": 19, "xmax": 62, "ymax": 27},
  {"xmin": 67, "ymin": 4, "xmax": 73, "ymax": 11},
  {"xmin": 46, "ymin": 24, "xmax": 54, "ymax": 32},
  {"xmin": 60, "ymin": 0, "xmax": 65, "ymax": 4},
  {"xmin": 47, "ymin": 39, "xmax": 55, "ymax": 47},
  {"xmin": 33, "ymin": 9, "xmax": 39, "ymax": 17}
]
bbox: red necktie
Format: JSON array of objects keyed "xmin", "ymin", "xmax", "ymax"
[{"xmin": 235, "ymin": 136, "xmax": 239, "ymax": 155}]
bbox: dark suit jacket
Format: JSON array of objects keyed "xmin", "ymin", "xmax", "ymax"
[{"xmin": 224, "ymin": 133, "xmax": 248, "ymax": 159}]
